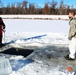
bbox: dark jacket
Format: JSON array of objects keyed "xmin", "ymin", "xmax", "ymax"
[{"xmin": 0, "ymin": 17, "xmax": 5, "ymax": 36}]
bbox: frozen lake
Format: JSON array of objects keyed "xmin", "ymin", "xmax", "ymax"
[
  {"xmin": 1, "ymin": 19, "xmax": 74, "ymax": 75},
  {"xmin": 3, "ymin": 19, "xmax": 69, "ymax": 35}
]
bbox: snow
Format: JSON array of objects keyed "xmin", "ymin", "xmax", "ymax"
[
  {"xmin": 1, "ymin": 18, "xmax": 75, "ymax": 75},
  {"xmin": 10, "ymin": 61, "xmax": 71, "ymax": 75},
  {"xmin": 14, "ymin": 33, "xmax": 68, "ymax": 47},
  {"xmin": 4, "ymin": 19, "xmax": 69, "ymax": 35}
]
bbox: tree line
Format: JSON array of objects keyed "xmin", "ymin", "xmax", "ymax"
[{"xmin": 0, "ymin": 0, "xmax": 75, "ymax": 15}]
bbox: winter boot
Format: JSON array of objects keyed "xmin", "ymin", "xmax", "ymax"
[{"xmin": 0, "ymin": 36, "xmax": 5, "ymax": 47}]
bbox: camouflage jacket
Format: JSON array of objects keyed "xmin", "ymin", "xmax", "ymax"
[{"xmin": 68, "ymin": 17, "xmax": 76, "ymax": 40}]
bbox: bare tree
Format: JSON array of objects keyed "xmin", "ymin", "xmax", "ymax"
[
  {"xmin": 6, "ymin": 3, "xmax": 11, "ymax": 14},
  {"xmin": 29, "ymin": 3, "xmax": 35, "ymax": 14},
  {"xmin": 50, "ymin": 0, "xmax": 57, "ymax": 14},
  {"xmin": 34, "ymin": 4, "xmax": 40, "ymax": 14},
  {"xmin": 65, "ymin": 5, "xmax": 70, "ymax": 15},
  {"xmin": 59, "ymin": 0, "xmax": 65, "ymax": 15},
  {"xmin": 0, "ymin": 0, "xmax": 4, "ymax": 14},
  {"xmin": 43, "ymin": 3, "xmax": 49, "ymax": 14},
  {"xmin": 0, "ymin": 0, "xmax": 3, "ymax": 7},
  {"xmin": 16, "ymin": 2, "xmax": 22, "ymax": 14},
  {"xmin": 10, "ymin": 3, "xmax": 16, "ymax": 14},
  {"xmin": 22, "ymin": 0, "xmax": 28, "ymax": 14}
]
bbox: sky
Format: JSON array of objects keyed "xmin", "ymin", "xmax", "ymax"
[{"xmin": 1, "ymin": 0, "xmax": 76, "ymax": 8}]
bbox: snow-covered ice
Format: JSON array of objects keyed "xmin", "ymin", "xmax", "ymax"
[
  {"xmin": 4, "ymin": 19, "xmax": 69, "ymax": 34},
  {"xmin": 0, "ymin": 19, "xmax": 75, "ymax": 75}
]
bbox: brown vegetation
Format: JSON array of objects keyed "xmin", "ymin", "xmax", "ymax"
[{"xmin": 0, "ymin": 0, "xmax": 75, "ymax": 15}]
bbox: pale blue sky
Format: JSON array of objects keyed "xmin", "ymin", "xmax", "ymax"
[{"xmin": 1, "ymin": 0, "xmax": 76, "ymax": 8}]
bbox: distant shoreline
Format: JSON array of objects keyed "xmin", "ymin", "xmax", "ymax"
[{"xmin": 0, "ymin": 15, "xmax": 69, "ymax": 20}]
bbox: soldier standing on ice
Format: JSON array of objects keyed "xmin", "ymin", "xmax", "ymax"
[
  {"xmin": 0, "ymin": 17, "xmax": 6, "ymax": 47},
  {"xmin": 65, "ymin": 11, "xmax": 76, "ymax": 60}
]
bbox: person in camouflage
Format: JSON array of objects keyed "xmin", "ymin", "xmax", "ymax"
[{"xmin": 65, "ymin": 11, "xmax": 76, "ymax": 60}]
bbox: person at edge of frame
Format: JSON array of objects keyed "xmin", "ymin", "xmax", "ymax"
[
  {"xmin": 65, "ymin": 11, "xmax": 76, "ymax": 60},
  {"xmin": 0, "ymin": 17, "xmax": 6, "ymax": 47}
]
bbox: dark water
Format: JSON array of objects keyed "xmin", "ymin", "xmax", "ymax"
[{"xmin": 0, "ymin": 47, "xmax": 34, "ymax": 57}]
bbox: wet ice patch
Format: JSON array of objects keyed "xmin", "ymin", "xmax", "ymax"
[{"xmin": 10, "ymin": 58, "xmax": 34, "ymax": 71}]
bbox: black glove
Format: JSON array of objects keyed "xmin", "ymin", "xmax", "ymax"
[
  {"xmin": 3, "ymin": 26, "xmax": 5, "ymax": 29},
  {"xmin": 68, "ymin": 36, "xmax": 72, "ymax": 40}
]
